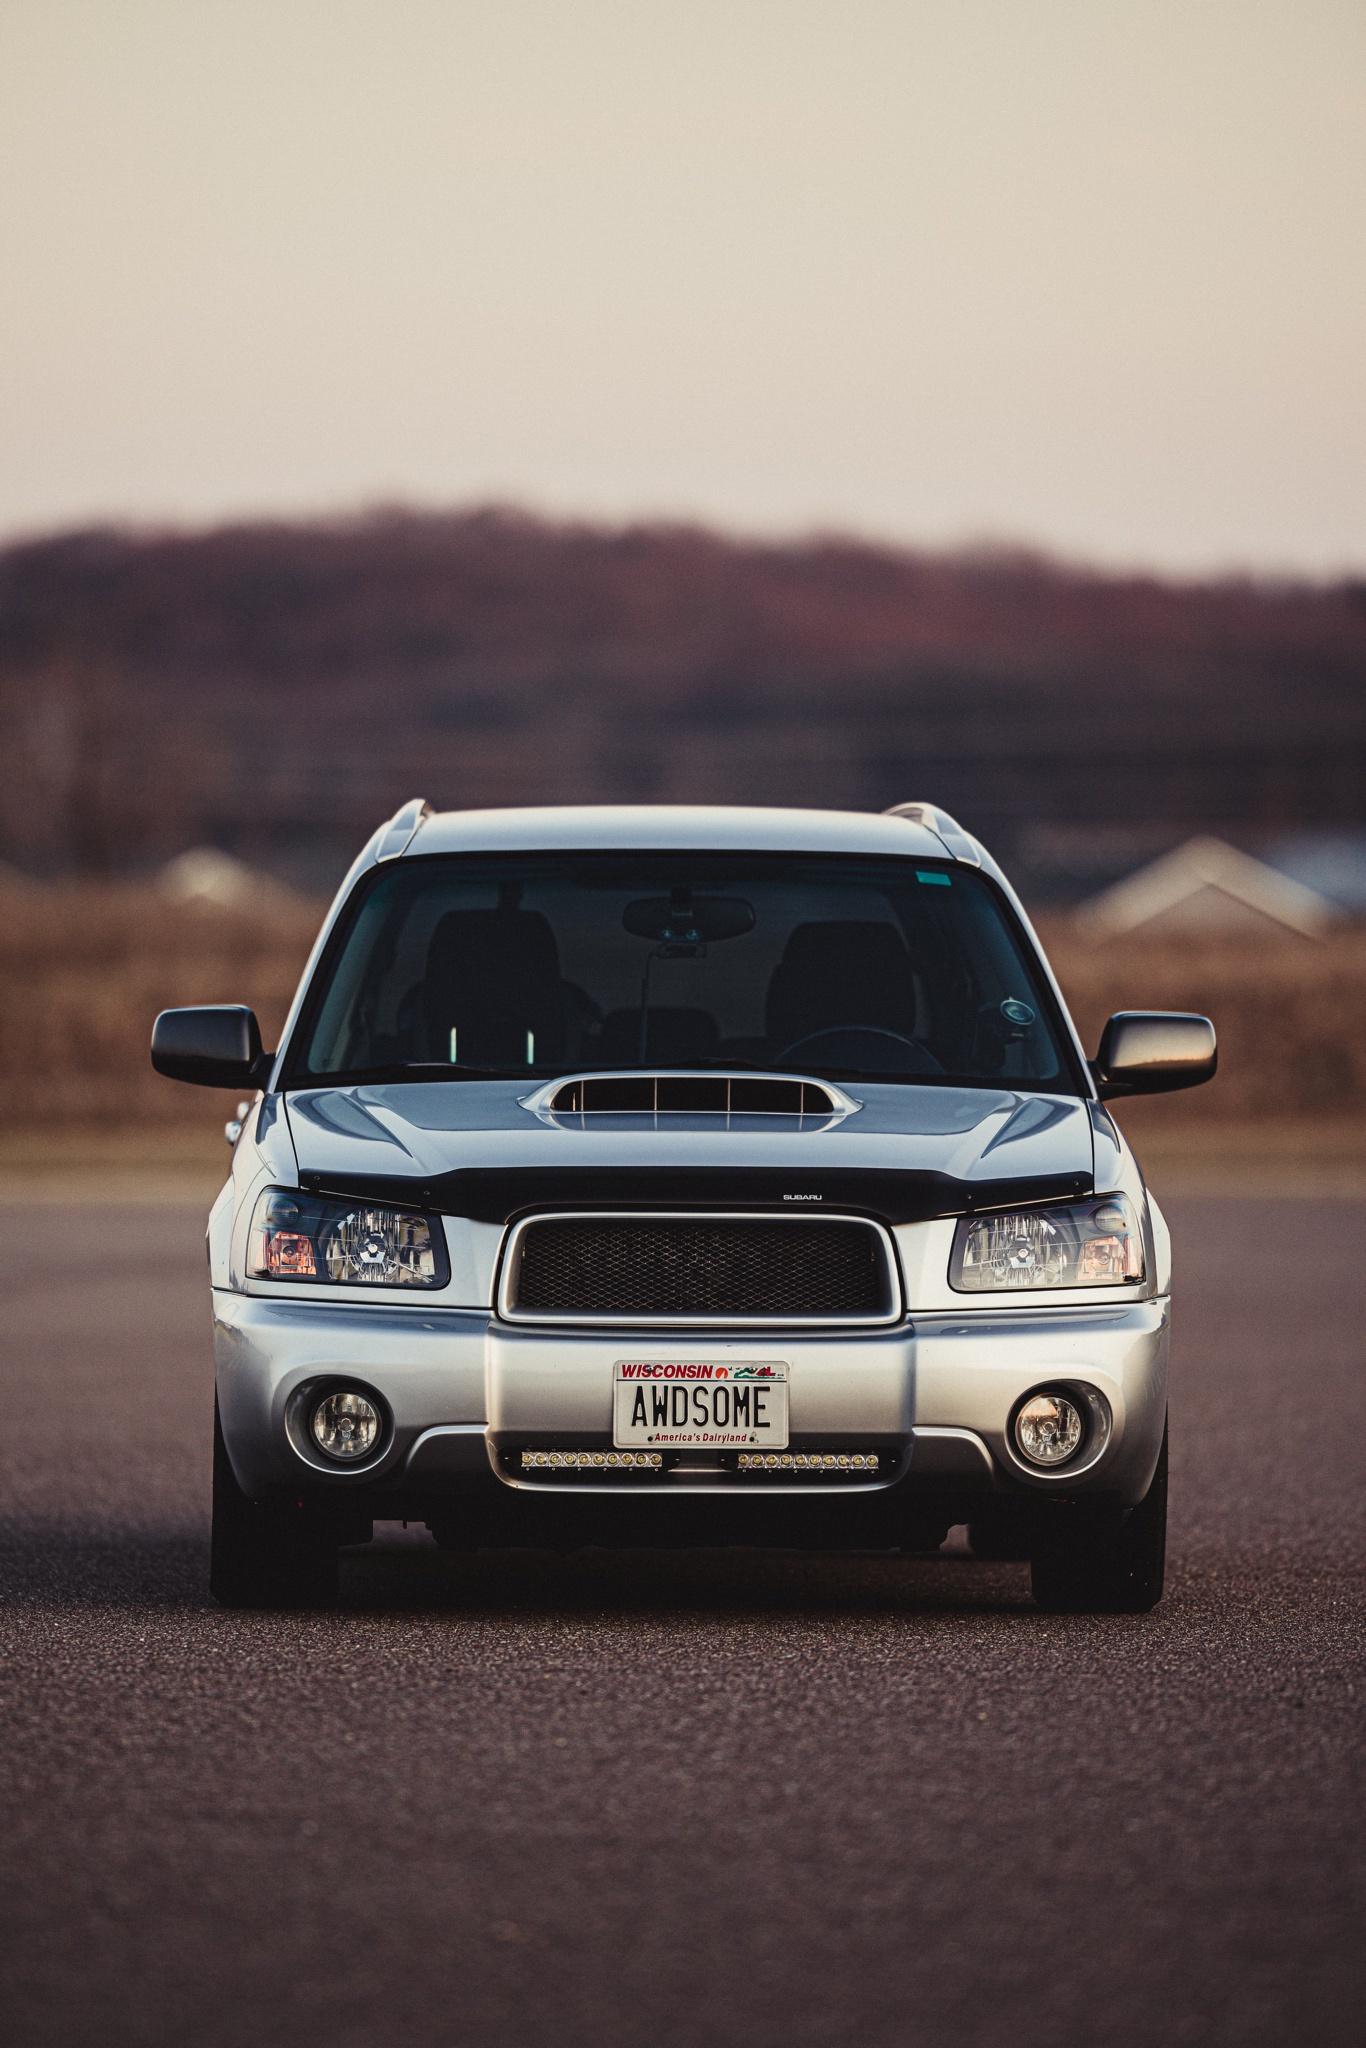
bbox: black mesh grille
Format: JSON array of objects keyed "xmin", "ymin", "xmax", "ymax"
[{"xmin": 508, "ymin": 1215, "xmax": 891, "ymax": 1320}]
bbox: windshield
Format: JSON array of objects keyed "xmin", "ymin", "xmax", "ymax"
[{"xmin": 291, "ymin": 853, "xmax": 1078, "ymax": 1091}]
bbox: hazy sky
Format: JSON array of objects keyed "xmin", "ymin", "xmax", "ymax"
[{"xmin": 2, "ymin": 0, "xmax": 1363, "ymax": 570}]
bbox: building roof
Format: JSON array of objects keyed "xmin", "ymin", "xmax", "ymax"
[
  {"xmin": 1077, "ymin": 835, "xmax": 1334, "ymax": 939},
  {"xmin": 158, "ymin": 847, "xmax": 301, "ymax": 909}
]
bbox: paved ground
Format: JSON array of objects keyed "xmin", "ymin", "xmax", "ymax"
[{"xmin": 2, "ymin": 1198, "xmax": 1362, "ymax": 2048}]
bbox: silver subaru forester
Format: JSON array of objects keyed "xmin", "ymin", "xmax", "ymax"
[{"xmin": 152, "ymin": 799, "xmax": 1216, "ymax": 1611}]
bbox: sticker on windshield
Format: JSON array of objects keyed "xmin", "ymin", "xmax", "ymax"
[
  {"xmin": 915, "ymin": 870, "xmax": 952, "ymax": 887},
  {"xmin": 1001, "ymin": 998, "xmax": 1036, "ymax": 1026}
]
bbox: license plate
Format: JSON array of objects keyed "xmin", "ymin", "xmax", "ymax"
[{"xmin": 613, "ymin": 1360, "xmax": 790, "ymax": 1449}]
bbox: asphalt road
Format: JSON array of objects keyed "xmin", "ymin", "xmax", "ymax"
[{"xmin": 2, "ymin": 1197, "xmax": 1362, "ymax": 2048}]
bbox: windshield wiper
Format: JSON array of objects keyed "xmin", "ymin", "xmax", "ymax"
[
  {"xmin": 629, "ymin": 1057, "xmax": 788, "ymax": 1073},
  {"xmin": 662, "ymin": 1057, "xmax": 953, "ymax": 1085},
  {"xmin": 293, "ymin": 1062, "xmax": 541, "ymax": 1087},
  {"xmin": 663, "ymin": 1057, "xmax": 880, "ymax": 1080}
]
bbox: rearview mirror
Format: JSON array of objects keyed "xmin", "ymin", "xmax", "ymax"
[
  {"xmin": 622, "ymin": 893, "xmax": 755, "ymax": 944},
  {"xmin": 151, "ymin": 1006, "xmax": 269, "ymax": 1088},
  {"xmin": 1092, "ymin": 1011, "xmax": 1216, "ymax": 1100}
]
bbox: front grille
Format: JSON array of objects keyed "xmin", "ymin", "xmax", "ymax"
[{"xmin": 500, "ymin": 1212, "xmax": 898, "ymax": 1325}]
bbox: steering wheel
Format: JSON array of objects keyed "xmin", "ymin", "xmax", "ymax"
[{"xmin": 775, "ymin": 1026, "xmax": 944, "ymax": 1075}]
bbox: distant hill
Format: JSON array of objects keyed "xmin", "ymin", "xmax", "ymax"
[{"xmin": 1, "ymin": 506, "xmax": 1362, "ymax": 891}]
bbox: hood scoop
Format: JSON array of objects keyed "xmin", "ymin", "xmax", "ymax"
[{"xmin": 523, "ymin": 1071, "xmax": 858, "ymax": 1122}]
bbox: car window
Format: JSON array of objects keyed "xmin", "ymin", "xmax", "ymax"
[{"xmin": 293, "ymin": 853, "xmax": 1077, "ymax": 1090}]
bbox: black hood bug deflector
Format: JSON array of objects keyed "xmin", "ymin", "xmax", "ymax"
[{"xmin": 294, "ymin": 1163, "xmax": 1093, "ymax": 1226}]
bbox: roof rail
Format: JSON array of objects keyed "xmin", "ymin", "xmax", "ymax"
[
  {"xmin": 882, "ymin": 801, "xmax": 980, "ymax": 865},
  {"xmin": 375, "ymin": 796, "xmax": 432, "ymax": 862}
]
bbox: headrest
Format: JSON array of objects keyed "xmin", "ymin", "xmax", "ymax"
[
  {"xmin": 423, "ymin": 909, "xmax": 564, "ymax": 1065},
  {"xmin": 766, "ymin": 919, "xmax": 916, "ymax": 1050},
  {"xmin": 428, "ymin": 908, "xmax": 560, "ymax": 983}
]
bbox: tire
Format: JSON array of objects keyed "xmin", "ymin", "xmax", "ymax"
[
  {"xmin": 210, "ymin": 1396, "xmax": 344, "ymax": 1608},
  {"xmin": 1029, "ymin": 1419, "xmax": 1168, "ymax": 1615}
]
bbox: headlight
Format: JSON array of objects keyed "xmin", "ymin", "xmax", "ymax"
[
  {"xmin": 248, "ymin": 1187, "xmax": 447, "ymax": 1288},
  {"xmin": 950, "ymin": 1195, "xmax": 1144, "ymax": 1292}
]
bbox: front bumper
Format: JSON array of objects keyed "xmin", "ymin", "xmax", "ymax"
[{"xmin": 213, "ymin": 1292, "xmax": 1170, "ymax": 1520}]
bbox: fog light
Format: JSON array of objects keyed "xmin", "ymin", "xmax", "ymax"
[
  {"xmin": 310, "ymin": 1390, "xmax": 380, "ymax": 1461},
  {"xmin": 520, "ymin": 1450, "xmax": 662, "ymax": 1470},
  {"xmin": 736, "ymin": 1452, "xmax": 880, "ymax": 1472},
  {"xmin": 1014, "ymin": 1392, "xmax": 1084, "ymax": 1467}
]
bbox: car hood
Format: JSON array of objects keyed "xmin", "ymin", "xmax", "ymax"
[{"xmin": 283, "ymin": 1079, "xmax": 1097, "ymax": 1225}]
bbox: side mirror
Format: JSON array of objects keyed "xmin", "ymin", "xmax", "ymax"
[
  {"xmin": 1092, "ymin": 1011, "xmax": 1216, "ymax": 1100},
  {"xmin": 151, "ymin": 1006, "xmax": 269, "ymax": 1089}
]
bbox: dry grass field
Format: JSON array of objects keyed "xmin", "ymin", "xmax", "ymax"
[{"xmin": 3, "ymin": 879, "xmax": 1362, "ymax": 1194}]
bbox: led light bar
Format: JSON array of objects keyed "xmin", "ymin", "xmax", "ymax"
[
  {"xmin": 520, "ymin": 1450, "xmax": 662, "ymax": 1471},
  {"xmin": 736, "ymin": 1452, "xmax": 880, "ymax": 1473}
]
